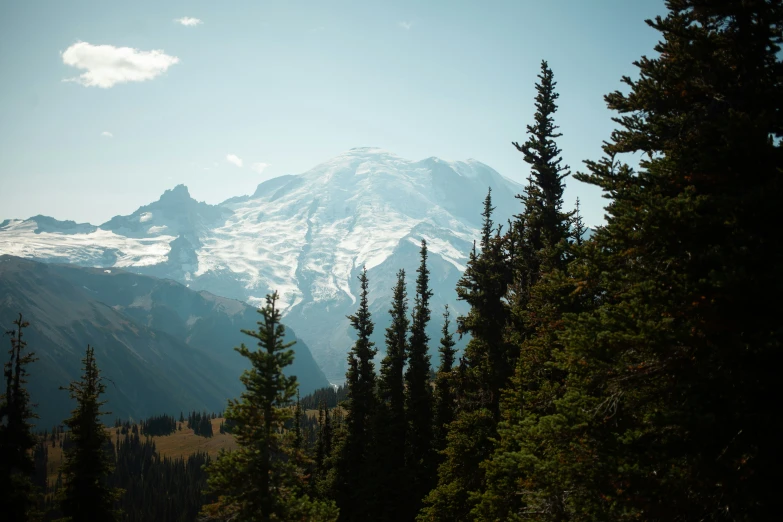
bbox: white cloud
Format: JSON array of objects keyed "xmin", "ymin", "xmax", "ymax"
[
  {"xmin": 62, "ymin": 42, "xmax": 179, "ymax": 88},
  {"xmin": 226, "ymin": 154, "xmax": 243, "ymax": 168},
  {"xmin": 175, "ymin": 17, "xmax": 203, "ymax": 27},
  {"xmin": 399, "ymin": 21, "xmax": 413, "ymax": 30},
  {"xmin": 251, "ymin": 162, "xmax": 270, "ymax": 174},
  {"xmin": 101, "ymin": 131, "xmax": 113, "ymax": 138}
]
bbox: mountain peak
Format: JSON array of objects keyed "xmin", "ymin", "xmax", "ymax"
[
  {"xmin": 341, "ymin": 146, "xmax": 397, "ymax": 158},
  {"xmin": 159, "ymin": 184, "xmax": 192, "ymax": 203}
]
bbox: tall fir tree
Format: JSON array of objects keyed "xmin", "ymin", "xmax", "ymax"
[
  {"xmin": 432, "ymin": 305, "xmax": 456, "ymax": 457},
  {"xmin": 404, "ymin": 239, "xmax": 435, "ymax": 518},
  {"xmin": 0, "ymin": 314, "xmax": 40, "ymax": 522},
  {"xmin": 513, "ymin": 59, "xmax": 571, "ymax": 263},
  {"xmin": 56, "ymin": 346, "xmax": 122, "ymax": 522},
  {"xmin": 332, "ymin": 267, "xmax": 379, "ymax": 522},
  {"xmin": 497, "ymin": 2, "xmax": 783, "ymax": 520},
  {"xmin": 420, "ymin": 190, "xmax": 512, "ymax": 521},
  {"xmin": 202, "ymin": 292, "xmax": 338, "ymax": 522},
  {"xmin": 374, "ymin": 269, "xmax": 409, "ymax": 521},
  {"xmin": 476, "ymin": 59, "xmax": 578, "ymax": 521}
]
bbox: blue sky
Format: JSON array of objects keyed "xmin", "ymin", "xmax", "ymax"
[{"xmin": 0, "ymin": 0, "xmax": 666, "ymax": 227}]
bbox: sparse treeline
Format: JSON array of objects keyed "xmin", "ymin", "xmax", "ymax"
[
  {"xmin": 187, "ymin": 411, "xmax": 215, "ymax": 438},
  {"xmin": 2, "ymin": 1, "xmax": 782, "ymax": 521}
]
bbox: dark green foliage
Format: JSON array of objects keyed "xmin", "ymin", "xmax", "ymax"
[
  {"xmin": 460, "ymin": 190, "xmax": 514, "ymax": 416},
  {"xmin": 477, "ymin": 59, "xmax": 577, "ymax": 521},
  {"xmin": 110, "ymin": 431, "xmax": 213, "ymax": 522},
  {"xmin": 558, "ymin": 2, "xmax": 782, "ymax": 519},
  {"xmin": 374, "ymin": 269, "xmax": 409, "ymax": 521},
  {"xmin": 421, "ymin": 192, "xmax": 512, "ymax": 521},
  {"xmin": 405, "ymin": 239, "xmax": 435, "ymax": 518},
  {"xmin": 202, "ymin": 291, "xmax": 337, "ymax": 521},
  {"xmin": 333, "ymin": 267, "xmax": 379, "ymax": 522},
  {"xmin": 139, "ymin": 414, "xmax": 177, "ymax": 437},
  {"xmin": 0, "ymin": 313, "xmax": 40, "ymax": 522},
  {"xmin": 432, "ymin": 305, "xmax": 456, "ymax": 456},
  {"xmin": 513, "ymin": 59, "xmax": 571, "ymax": 263},
  {"xmin": 479, "ymin": 2, "xmax": 783, "ymax": 520},
  {"xmin": 314, "ymin": 400, "xmax": 333, "ymax": 495},
  {"xmin": 570, "ymin": 197, "xmax": 587, "ymax": 248},
  {"xmin": 57, "ymin": 346, "xmax": 122, "ymax": 522},
  {"xmin": 300, "ymin": 385, "xmax": 348, "ymax": 411},
  {"xmin": 187, "ymin": 411, "xmax": 214, "ymax": 438},
  {"xmin": 293, "ymin": 391, "xmax": 303, "ymax": 453},
  {"xmin": 418, "ymin": 410, "xmax": 495, "ymax": 522}
]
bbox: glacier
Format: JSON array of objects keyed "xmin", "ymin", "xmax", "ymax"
[{"xmin": 0, "ymin": 147, "xmax": 525, "ymax": 382}]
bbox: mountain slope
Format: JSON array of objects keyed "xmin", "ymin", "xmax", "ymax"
[
  {"xmin": 0, "ymin": 148, "xmax": 525, "ymax": 381},
  {"xmin": 0, "ymin": 255, "xmax": 329, "ymax": 426}
]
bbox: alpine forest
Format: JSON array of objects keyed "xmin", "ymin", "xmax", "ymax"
[{"xmin": 2, "ymin": 1, "xmax": 782, "ymax": 521}]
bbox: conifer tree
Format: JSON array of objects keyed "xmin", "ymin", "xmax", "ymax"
[
  {"xmin": 57, "ymin": 346, "xmax": 122, "ymax": 522},
  {"xmin": 457, "ymin": 190, "xmax": 514, "ymax": 417},
  {"xmin": 480, "ymin": 188, "xmax": 495, "ymax": 248},
  {"xmin": 499, "ymin": 2, "xmax": 783, "ymax": 519},
  {"xmin": 404, "ymin": 239, "xmax": 435, "ymax": 518},
  {"xmin": 513, "ymin": 59, "xmax": 571, "ymax": 262},
  {"xmin": 293, "ymin": 390, "xmax": 303, "ymax": 453},
  {"xmin": 432, "ymin": 305, "xmax": 456, "ymax": 456},
  {"xmin": 570, "ymin": 197, "xmax": 587, "ymax": 248},
  {"xmin": 0, "ymin": 314, "xmax": 40, "ymax": 522},
  {"xmin": 314, "ymin": 400, "xmax": 333, "ymax": 494},
  {"xmin": 202, "ymin": 292, "xmax": 338, "ymax": 522},
  {"xmin": 332, "ymin": 267, "xmax": 378, "ymax": 521},
  {"xmin": 420, "ymin": 193, "xmax": 511, "ymax": 521},
  {"xmin": 476, "ymin": 59, "xmax": 577, "ymax": 521},
  {"xmin": 374, "ymin": 269, "xmax": 409, "ymax": 521}
]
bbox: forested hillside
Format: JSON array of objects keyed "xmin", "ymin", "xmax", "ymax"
[{"xmin": 0, "ymin": 255, "xmax": 329, "ymax": 426}]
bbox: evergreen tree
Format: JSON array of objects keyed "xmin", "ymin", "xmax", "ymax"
[
  {"xmin": 499, "ymin": 2, "xmax": 783, "ymax": 519},
  {"xmin": 202, "ymin": 291, "xmax": 338, "ymax": 521},
  {"xmin": 314, "ymin": 400, "xmax": 333, "ymax": 495},
  {"xmin": 404, "ymin": 239, "xmax": 435, "ymax": 518},
  {"xmin": 420, "ymin": 192, "xmax": 512, "ymax": 521},
  {"xmin": 332, "ymin": 267, "xmax": 378, "ymax": 521},
  {"xmin": 432, "ymin": 305, "xmax": 456, "ymax": 456},
  {"xmin": 293, "ymin": 390, "xmax": 303, "ymax": 453},
  {"xmin": 466, "ymin": 189, "xmax": 515, "ymax": 416},
  {"xmin": 476, "ymin": 59, "xmax": 578, "ymax": 521},
  {"xmin": 480, "ymin": 188, "xmax": 495, "ymax": 248},
  {"xmin": 57, "ymin": 346, "xmax": 122, "ymax": 522},
  {"xmin": 513, "ymin": 59, "xmax": 571, "ymax": 263},
  {"xmin": 0, "ymin": 314, "xmax": 40, "ymax": 522},
  {"xmin": 374, "ymin": 269, "xmax": 409, "ymax": 521},
  {"xmin": 570, "ymin": 197, "xmax": 587, "ymax": 248}
]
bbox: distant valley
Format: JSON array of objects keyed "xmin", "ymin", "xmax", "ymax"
[{"xmin": 0, "ymin": 255, "xmax": 329, "ymax": 427}]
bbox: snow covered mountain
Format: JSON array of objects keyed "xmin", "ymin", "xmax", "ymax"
[{"xmin": 0, "ymin": 147, "xmax": 524, "ymax": 382}]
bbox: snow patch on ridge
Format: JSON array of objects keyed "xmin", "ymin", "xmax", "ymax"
[{"xmin": 0, "ymin": 148, "xmax": 525, "ymax": 380}]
